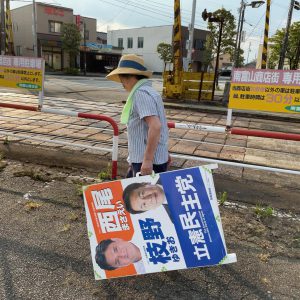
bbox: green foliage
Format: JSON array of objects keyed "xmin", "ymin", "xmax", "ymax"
[
  {"xmin": 217, "ymin": 191, "xmax": 228, "ymax": 206},
  {"xmin": 157, "ymin": 42, "xmax": 172, "ymax": 71},
  {"xmin": 254, "ymin": 204, "xmax": 274, "ymax": 219},
  {"xmin": 76, "ymin": 183, "xmax": 84, "ymax": 196},
  {"xmin": 64, "ymin": 67, "xmax": 79, "ymax": 75},
  {"xmin": 61, "ymin": 23, "xmax": 82, "ymax": 68},
  {"xmin": 3, "ymin": 136, "xmax": 9, "ymax": 145},
  {"xmin": 268, "ymin": 21, "xmax": 300, "ymax": 69},
  {"xmin": 97, "ymin": 163, "xmax": 112, "ymax": 181},
  {"xmin": 205, "ymin": 8, "xmax": 243, "ymax": 65}
]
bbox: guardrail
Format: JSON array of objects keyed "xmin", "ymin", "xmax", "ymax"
[
  {"xmin": 167, "ymin": 121, "xmax": 300, "ymax": 176},
  {"xmin": 0, "ymin": 102, "xmax": 119, "ymax": 179}
]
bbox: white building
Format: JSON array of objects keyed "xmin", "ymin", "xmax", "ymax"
[{"xmin": 107, "ymin": 25, "xmax": 209, "ymax": 73}]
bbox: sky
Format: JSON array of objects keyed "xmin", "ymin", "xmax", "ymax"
[{"xmin": 10, "ymin": 0, "xmax": 300, "ymax": 62}]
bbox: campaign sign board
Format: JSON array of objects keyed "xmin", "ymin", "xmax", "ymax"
[
  {"xmin": 229, "ymin": 69, "xmax": 300, "ymax": 114},
  {"xmin": 83, "ymin": 165, "xmax": 236, "ymax": 280},
  {"xmin": 0, "ymin": 55, "xmax": 44, "ymax": 91}
]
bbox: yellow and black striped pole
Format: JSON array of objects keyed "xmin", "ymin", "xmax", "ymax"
[
  {"xmin": 5, "ymin": 0, "xmax": 14, "ymax": 55},
  {"xmin": 261, "ymin": 0, "xmax": 271, "ymax": 69},
  {"xmin": 173, "ymin": 0, "xmax": 183, "ymax": 86}
]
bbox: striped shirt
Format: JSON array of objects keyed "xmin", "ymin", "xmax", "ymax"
[{"xmin": 127, "ymin": 80, "xmax": 169, "ymax": 164}]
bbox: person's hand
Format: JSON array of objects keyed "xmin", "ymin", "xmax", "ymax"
[{"xmin": 141, "ymin": 159, "xmax": 153, "ymax": 175}]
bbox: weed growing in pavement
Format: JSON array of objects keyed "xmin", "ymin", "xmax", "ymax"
[
  {"xmin": 217, "ymin": 191, "xmax": 228, "ymax": 206},
  {"xmin": 13, "ymin": 169, "xmax": 49, "ymax": 182},
  {"xmin": 254, "ymin": 204, "xmax": 274, "ymax": 219},
  {"xmin": 97, "ymin": 163, "xmax": 112, "ymax": 181},
  {"xmin": 24, "ymin": 201, "xmax": 42, "ymax": 211},
  {"xmin": 76, "ymin": 183, "xmax": 84, "ymax": 196},
  {"xmin": 3, "ymin": 136, "xmax": 9, "ymax": 145}
]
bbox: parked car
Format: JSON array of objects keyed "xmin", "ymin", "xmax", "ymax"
[{"xmin": 104, "ymin": 66, "xmax": 116, "ymax": 73}]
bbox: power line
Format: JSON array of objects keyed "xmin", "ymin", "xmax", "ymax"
[{"xmin": 98, "ymin": 0, "xmax": 207, "ymax": 30}]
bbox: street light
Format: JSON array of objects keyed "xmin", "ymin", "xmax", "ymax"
[{"xmin": 250, "ymin": 1, "xmax": 265, "ymax": 8}]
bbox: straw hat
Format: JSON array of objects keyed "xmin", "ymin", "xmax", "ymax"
[{"xmin": 106, "ymin": 54, "xmax": 153, "ymax": 83}]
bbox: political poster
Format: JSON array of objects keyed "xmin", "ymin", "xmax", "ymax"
[
  {"xmin": 83, "ymin": 165, "xmax": 237, "ymax": 280},
  {"xmin": 0, "ymin": 55, "xmax": 44, "ymax": 91},
  {"xmin": 229, "ymin": 69, "xmax": 300, "ymax": 114}
]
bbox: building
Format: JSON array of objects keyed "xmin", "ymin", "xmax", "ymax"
[
  {"xmin": 107, "ymin": 25, "xmax": 209, "ymax": 73},
  {"xmin": 11, "ymin": 2, "xmax": 121, "ymax": 72},
  {"xmin": 97, "ymin": 32, "xmax": 107, "ymax": 44},
  {"xmin": 212, "ymin": 53, "xmax": 232, "ymax": 71}
]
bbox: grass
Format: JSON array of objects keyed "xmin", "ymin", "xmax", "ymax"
[
  {"xmin": 254, "ymin": 204, "xmax": 274, "ymax": 218},
  {"xmin": 97, "ymin": 163, "xmax": 112, "ymax": 181},
  {"xmin": 217, "ymin": 191, "xmax": 228, "ymax": 206}
]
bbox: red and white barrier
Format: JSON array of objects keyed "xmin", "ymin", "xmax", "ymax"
[
  {"xmin": 0, "ymin": 102, "xmax": 119, "ymax": 179},
  {"xmin": 168, "ymin": 122, "xmax": 226, "ymax": 133}
]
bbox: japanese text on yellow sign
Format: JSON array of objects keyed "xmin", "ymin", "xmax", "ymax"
[
  {"xmin": 0, "ymin": 55, "xmax": 44, "ymax": 91},
  {"xmin": 229, "ymin": 69, "xmax": 300, "ymax": 114}
]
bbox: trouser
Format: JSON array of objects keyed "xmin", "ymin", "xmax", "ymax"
[{"xmin": 126, "ymin": 162, "xmax": 168, "ymax": 178}]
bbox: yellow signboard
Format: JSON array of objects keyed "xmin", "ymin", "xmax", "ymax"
[
  {"xmin": 0, "ymin": 55, "xmax": 44, "ymax": 91},
  {"xmin": 229, "ymin": 69, "xmax": 300, "ymax": 114}
]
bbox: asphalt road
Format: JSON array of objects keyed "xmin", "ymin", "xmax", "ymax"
[
  {"xmin": 42, "ymin": 75, "xmax": 163, "ymax": 103},
  {"xmin": 0, "ymin": 159, "xmax": 299, "ymax": 300}
]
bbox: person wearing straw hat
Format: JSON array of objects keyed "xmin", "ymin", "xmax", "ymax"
[{"xmin": 106, "ymin": 54, "xmax": 169, "ymax": 177}]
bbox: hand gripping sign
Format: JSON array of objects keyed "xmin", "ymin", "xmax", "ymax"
[{"xmin": 83, "ymin": 165, "xmax": 237, "ymax": 280}]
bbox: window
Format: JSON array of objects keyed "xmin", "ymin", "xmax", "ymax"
[
  {"xmin": 127, "ymin": 37, "xmax": 133, "ymax": 48},
  {"xmin": 118, "ymin": 38, "xmax": 123, "ymax": 48},
  {"xmin": 194, "ymin": 39, "xmax": 205, "ymax": 50},
  {"xmin": 137, "ymin": 37, "xmax": 144, "ymax": 48},
  {"xmin": 49, "ymin": 21, "xmax": 62, "ymax": 33}
]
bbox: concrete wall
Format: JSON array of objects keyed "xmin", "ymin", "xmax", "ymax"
[
  {"xmin": 36, "ymin": 3, "xmax": 73, "ymax": 34},
  {"xmin": 81, "ymin": 17, "xmax": 97, "ymax": 43},
  {"xmin": 11, "ymin": 4, "xmax": 35, "ymax": 57}
]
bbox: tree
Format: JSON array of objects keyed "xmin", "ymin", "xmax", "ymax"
[
  {"xmin": 61, "ymin": 23, "xmax": 82, "ymax": 69},
  {"xmin": 204, "ymin": 8, "xmax": 244, "ymax": 68},
  {"xmin": 268, "ymin": 21, "xmax": 300, "ymax": 69},
  {"xmin": 157, "ymin": 42, "xmax": 172, "ymax": 72}
]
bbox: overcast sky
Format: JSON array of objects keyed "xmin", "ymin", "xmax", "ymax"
[{"xmin": 10, "ymin": 0, "xmax": 300, "ymax": 62}]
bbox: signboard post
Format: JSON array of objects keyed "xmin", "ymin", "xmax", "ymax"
[{"xmin": 83, "ymin": 165, "xmax": 236, "ymax": 280}]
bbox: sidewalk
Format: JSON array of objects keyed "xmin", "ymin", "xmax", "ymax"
[{"xmin": 0, "ymin": 92, "xmax": 299, "ymax": 192}]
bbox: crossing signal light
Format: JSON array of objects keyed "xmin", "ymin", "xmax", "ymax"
[
  {"xmin": 295, "ymin": 1, "xmax": 300, "ymax": 10},
  {"xmin": 202, "ymin": 9, "xmax": 212, "ymax": 21}
]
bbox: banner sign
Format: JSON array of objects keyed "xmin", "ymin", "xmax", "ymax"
[
  {"xmin": 83, "ymin": 165, "xmax": 236, "ymax": 280},
  {"xmin": 229, "ymin": 69, "xmax": 300, "ymax": 114},
  {"xmin": 0, "ymin": 55, "xmax": 44, "ymax": 91}
]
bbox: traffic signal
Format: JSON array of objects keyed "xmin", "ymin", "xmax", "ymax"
[
  {"xmin": 202, "ymin": 9, "xmax": 212, "ymax": 21},
  {"xmin": 295, "ymin": 1, "xmax": 300, "ymax": 10}
]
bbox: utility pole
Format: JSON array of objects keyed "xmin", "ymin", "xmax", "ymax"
[
  {"xmin": 261, "ymin": 0, "xmax": 271, "ymax": 69},
  {"xmin": 212, "ymin": 19, "xmax": 224, "ymax": 99},
  {"xmin": 83, "ymin": 22, "xmax": 87, "ymax": 76},
  {"xmin": 233, "ymin": 2, "xmax": 243, "ymax": 68},
  {"xmin": 32, "ymin": 0, "xmax": 38, "ymax": 57},
  {"xmin": 187, "ymin": 0, "xmax": 196, "ymax": 71},
  {"xmin": 237, "ymin": 3, "xmax": 246, "ymax": 68},
  {"xmin": 293, "ymin": 34, "xmax": 300, "ymax": 69},
  {"xmin": 1, "ymin": 0, "xmax": 5, "ymax": 55},
  {"xmin": 278, "ymin": 0, "xmax": 295, "ymax": 69},
  {"xmin": 247, "ymin": 42, "xmax": 252, "ymax": 64}
]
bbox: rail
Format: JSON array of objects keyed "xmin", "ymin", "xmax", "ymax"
[{"xmin": 0, "ymin": 102, "xmax": 119, "ymax": 179}]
